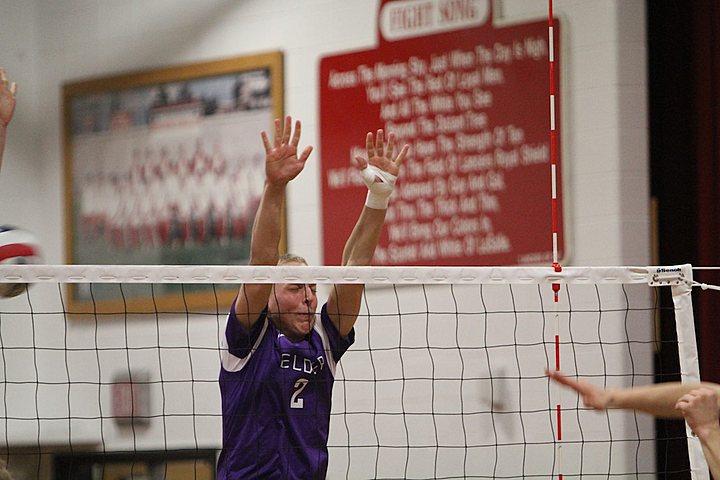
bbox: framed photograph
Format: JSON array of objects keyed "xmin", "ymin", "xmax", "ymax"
[{"xmin": 63, "ymin": 52, "xmax": 283, "ymax": 314}]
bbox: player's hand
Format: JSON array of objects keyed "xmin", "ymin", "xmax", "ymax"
[
  {"xmin": 354, "ymin": 130, "xmax": 408, "ymax": 177},
  {"xmin": 0, "ymin": 68, "xmax": 17, "ymax": 128},
  {"xmin": 261, "ymin": 116, "xmax": 312, "ymax": 186},
  {"xmin": 675, "ymin": 388, "xmax": 720, "ymax": 438},
  {"xmin": 546, "ymin": 369, "xmax": 612, "ymax": 411},
  {"xmin": 354, "ymin": 130, "xmax": 409, "ymax": 209}
]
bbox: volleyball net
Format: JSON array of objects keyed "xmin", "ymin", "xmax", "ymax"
[{"xmin": 0, "ymin": 264, "xmax": 709, "ymax": 479}]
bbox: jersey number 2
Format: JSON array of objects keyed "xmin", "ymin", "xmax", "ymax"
[{"xmin": 290, "ymin": 378, "xmax": 309, "ymax": 409}]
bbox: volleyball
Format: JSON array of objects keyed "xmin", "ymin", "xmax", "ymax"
[{"xmin": 0, "ymin": 225, "xmax": 43, "ymax": 298}]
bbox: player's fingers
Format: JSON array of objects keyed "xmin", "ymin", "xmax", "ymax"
[
  {"xmin": 298, "ymin": 145, "xmax": 313, "ymax": 163},
  {"xmin": 395, "ymin": 144, "xmax": 409, "ymax": 166},
  {"xmin": 365, "ymin": 132, "xmax": 374, "ymax": 158},
  {"xmin": 10, "ymin": 82, "xmax": 16, "ymax": 96},
  {"xmin": 546, "ymin": 369, "xmax": 564, "ymax": 381},
  {"xmin": 375, "ymin": 129, "xmax": 384, "ymax": 158},
  {"xmin": 547, "ymin": 370, "xmax": 586, "ymax": 392},
  {"xmin": 273, "ymin": 118, "xmax": 282, "ymax": 147},
  {"xmin": 0, "ymin": 68, "xmax": 6, "ymax": 85},
  {"xmin": 385, "ymin": 133, "xmax": 395, "ymax": 160},
  {"xmin": 282, "ymin": 115, "xmax": 292, "ymax": 145},
  {"xmin": 696, "ymin": 387, "xmax": 716, "ymax": 398},
  {"xmin": 261, "ymin": 131, "xmax": 272, "ymax": 153},
  {"xmin": 291, "ymin": 120, "xmax": 302, "ymax": 147},
  {"xmin": 353, "ymin": 155, "xmax": 368, "ymax": 170}
]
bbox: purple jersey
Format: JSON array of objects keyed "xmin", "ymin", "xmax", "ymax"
[{"xmin": 217, "ymin": 302, "xmax": 354, "ymax": 479}]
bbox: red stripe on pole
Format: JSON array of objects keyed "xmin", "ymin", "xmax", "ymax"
[
  {"xmin": 550, "ymin": 62, "xmax": 555, "ymax": 97},
  {"xmin": 555, "ymin": 334, "xmax": 560, "ymax": 370},
  {"xmin": 549, "ymin": 0, "xmax": 553, "ymax": 23}
]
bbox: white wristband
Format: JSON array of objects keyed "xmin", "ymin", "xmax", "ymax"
[
  {"xmin": 360, "ymin": 165, "xmax": 396, "ymax": 210},
  {"xmin": 365, "ymin": 190, "xmax": 390, "ymax": 209}
]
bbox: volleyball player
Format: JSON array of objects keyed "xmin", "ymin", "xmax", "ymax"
[
  {"xmin": 217, "ymin": 116, "xmax": 408, "ymax": 479},
  {"xmin": 0, "ymin": 68, "xmax": 17, "ymax": 173},
  {"xmin": 548, "ymin": 369, "xmax": 720, "ymax": 476}
]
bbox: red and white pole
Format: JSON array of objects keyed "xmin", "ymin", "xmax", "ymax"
[{"xmin": 548, "ymin": 0, "xmax": 563, "ymax": 478}]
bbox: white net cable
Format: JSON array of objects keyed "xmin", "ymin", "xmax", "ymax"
[{"xmin": 0, "ymin": 264, "xmax": 707, "ymax": 479}]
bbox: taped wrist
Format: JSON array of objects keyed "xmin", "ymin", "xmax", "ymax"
[{"xmin": 360, "ymin": 165, "xmax": 397, "ymax": 209}]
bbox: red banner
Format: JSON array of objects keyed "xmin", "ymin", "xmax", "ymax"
[{"xmin": 320, "ymin": 0, "xmax": 562, "ymax": 266}]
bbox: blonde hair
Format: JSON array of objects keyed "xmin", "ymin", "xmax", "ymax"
[{"xmin": 278, "ymin": 253, "xmax": 307, "ymax": 265}]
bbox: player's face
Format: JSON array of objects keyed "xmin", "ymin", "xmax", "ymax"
[{"xmin": 269, "ymin": 280, "xmax": 318, "ymax": 341}]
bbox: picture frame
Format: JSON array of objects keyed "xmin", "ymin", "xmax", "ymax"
[{"xmin": 63, "ymin": 52, "xmax": 283, "ymax": 314}]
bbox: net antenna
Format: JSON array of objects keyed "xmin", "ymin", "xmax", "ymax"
[
  {"xmin": 548, "ymin": 0, "xmax": 560, "ymax": 280},
  {"xmin": 547, "ymin": 1, "xmax": 567, "ymax": 476}
]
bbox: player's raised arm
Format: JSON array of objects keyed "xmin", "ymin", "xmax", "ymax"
[
  {"xmin": 327, "ymin": 130, "xmax": 409, "ymax": 337},
  {"xmin": 0, "ymin": 68, "xmax": 18, "ymax": 173},
  {"xmin": 233, "ymin": 116, "xmax": 313, "ymax": 329}
]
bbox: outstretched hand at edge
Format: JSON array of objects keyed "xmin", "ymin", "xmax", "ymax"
[
  {"xmin": 546, "ymin": 369, "xmax": 613, "ymax": 411},
  {"xmin": 0, "ymin": 68, "xmax": 17, "ymax": 128}
]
